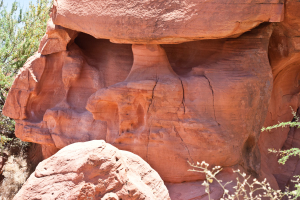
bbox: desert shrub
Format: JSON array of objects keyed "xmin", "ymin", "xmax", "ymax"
[
  {"xmin": 263, "ymin": 107, "xmax": 300, "ymax": 166},
  {"xmin": 0, "ymin": 0, "xmax": 51, "ymax": 198},
  {"xmin": 0, "ymin": 0, "xmax": 51, "ymax": 73},
  {"xmin": 189, "ymin": 161, "xmax": 289, "ymax": 200},
  {"xmin": 0, "ymin": 154, "xmax": 31, "ymax": 199},
  {"xmin": 261, "ymin": 107, "xmax": 300, "ymax": 132},
  {"xmin": 269, "ymin": 148, "xmax": 300, "ymax": 165},
  {"xmin": 0, "ymin": 134, "xmax": 12, "ymax": 155},
  {"xmin": 0, "ymin": 0, "xmax": 51, "ymax": 146},
  {"xmin": 189, "ymin": 108, "xmax": 300, "ymax": 199}
]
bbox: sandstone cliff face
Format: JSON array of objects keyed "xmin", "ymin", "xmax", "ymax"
[
  {"xmin": 258, "ymin": 0, "xmax": 300, "ymax": 190},
  {"xmin": 2, "ymin": 0, "xmax": 300, "ymax": 199},
  {"xmin": 3, "ymin": 24, "xmax": 274, "ymax": 183}
]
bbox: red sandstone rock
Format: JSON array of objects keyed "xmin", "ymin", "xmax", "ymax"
[
  {"xmin": 13, "ymin": 140, "xmax": 170, "ymax": 200},
  {"xmin": 87, "ymin": 24, "xmax": 274, "ymax": 182},
  {"xmin": 51, "ymin": 0, "xmax": 283, "ymax": 44},
  {"xmin": 38, "ymin": 18, "xmax": 77, "ymax": 55},
  {"xmin": 258, "ymin": 0, "xmax": 300, "ymax": 189},
  {"xmin": 3, "ymin": 53, "xmax": 46, "ymax": 120},
  {"xmin": 3, "ymin": 19, "xmax": 274, "ymax": 187},
  {"xmin": 2, "ymin": 0, "xmax": 300, "ymax": 198},
  {"xmin": 4, "ymin": 23, "xmax": 274, "ymax": 185}
]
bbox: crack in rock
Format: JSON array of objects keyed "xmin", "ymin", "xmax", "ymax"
[
  {"xmin": 146, "ymin": 78, "xmax": 158, "ymax": 162},
  {"xmin": 147, "ymin": 79, "xmax": 158, "ymax": 113},
  {"xmin": 178, "ymin": 77, "xmax": 186, "ymax": 114},
  {"xmin": 174, "ymin": 126, "xmax": 194, "ymax": 164},
  {"xmin": 203, "ymin": 73, "xmax": 220, "ymax": 126}
]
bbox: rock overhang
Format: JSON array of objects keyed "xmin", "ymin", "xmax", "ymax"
[{"xmin": 52, "ymin": 0, "xmax": 284, "ymax": 44}]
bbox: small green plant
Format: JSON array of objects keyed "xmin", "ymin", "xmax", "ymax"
[
  {"xmin": 189, "ymin": 161, "xmax": 287, "ymax": 200},
  {"xmin": 269, "ymin": 148, "xmax": 300, "ymax": 165},
  {"xmin": 0, "ymin": 0, "xmax": 51, "ymax": 102},
  {"xmin": 0, "ymin": 1, "xmax": 51, "ymax": 198},
  {"xmin": 0, "ymin": 0, "xmax": 51, "ymax": 73},
  {"xmin": 0, "ymin": 134, "xmax": 12, "ymax": 155},
  {"xmin": 0, "ymin": 0, "xmax": 52, "ymax": 154},
  {"xmin": 189, "ymin": 107, "xmax": 300, "ymax": 199},
  {"xmin": 262, "ymin": 107, "xmax": 300, "ymax": 166},
  {"xmin": 261, "ymin": 107, "xmax": 300, "ymax": 132}
]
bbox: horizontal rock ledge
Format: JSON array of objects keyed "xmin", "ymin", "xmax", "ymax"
[{"xmin": 52, "ymin": 0, "xmax": 284, "ymax": 44}]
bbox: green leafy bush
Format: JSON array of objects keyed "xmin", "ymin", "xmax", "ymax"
[
  {"xmin": 0, "ymin": 0, "xmax": 51, "ymax": 148},
  {"xmin": 0, "ymin": 0, "xmax": 51, "ymax": 102},
  {"xmin": 0, "ymin": 0, "xmax": 51, "ymax": 73},
  {"xmin": 0, "ymin": 1, "xmax": 51, "ymax": 198},
  {"xmin": 0, "ymin": 134, "xmax": 12, "ymax": 154}
]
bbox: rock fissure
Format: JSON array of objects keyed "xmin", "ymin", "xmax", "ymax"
[
  {"xmin": 174, "ymin": 126, "xmax": 194, "ymax": 164},
  {"xmin": 203, "ymin": 73, "xmax": 220, "ymax": 126},
  {"xmin": 178, "ymin": 77, "xmax": 186, "ymax": 114},
  {"xmin": 147, "ymin": 79, "xmax": 158, "ymax": 114},
  {"xmin": 146, "ymin": 125, "xmax": 151, "ymax": 163},
  {"xmin": 146, "ymin": 79, "xmax": 158, "ymax": 163}
]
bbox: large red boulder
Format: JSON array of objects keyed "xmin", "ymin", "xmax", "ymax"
[{"xmin": 13, "ymin": 140, "xmax": 170, "ymax": 200}]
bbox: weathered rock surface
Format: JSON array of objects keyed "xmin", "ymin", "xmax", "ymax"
[
  {"xmin": 52, "ymin": 0, "xmax": 284, "ymax": 43},
  {"xmin": 13, "ymin": 140, "xmax": 170, "ymax": 200},
  {"xmin": 4, "ymin": 22, "xmax": 274, "ymax": 184},
  {"xmin": 258, "ymin": 0, "xmax": 300, "ymax": 189},
  {"xmin": 2, "ymin": 0, "xmax": 300, "ymax": 198},
  {"xmin": 87, "ymin": 24, "xmax": 273, "ymax": 183},
  {"xmin": 38, "ymin": 18, "xmax": 77, "ymax": 55}
]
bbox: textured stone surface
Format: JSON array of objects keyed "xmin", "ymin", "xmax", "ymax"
[
  {"xmin": 2, "ymin": 0, "xmax": 300, "ymax": 198},
  {"xmin": 258, "ymin": 0, "xmax": 300, "ymax": 189},
  {"xmin": 13, "ymin": 140, "xmax": 170, "ymax": 200},
  {"xmin": 51, "ymin": 0, "xmax": 283, "ymax": 44},
  {"xmin": 4, "ymin": 23, "xmax": 274, "ymax": 184},
  {"xmin": 87, "ymin": 24, "xmax": 273, "ymax": 183},
  {"xmin": 38, "ymin": 18, "xmax": 77, "ymax": 55}
]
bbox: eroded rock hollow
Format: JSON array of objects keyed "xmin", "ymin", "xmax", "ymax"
[{"xmin": 3, "ymin": 0, "xmax": 300, "ymax": 199}]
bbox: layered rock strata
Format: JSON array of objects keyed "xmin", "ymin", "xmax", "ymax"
[
  {"xmin": 52, "ymin": 0, "xmax": 284, "ymax": 43},
  {"xmin": 2, "ymin": 0, "xmax": 300, "ymax": 199},
  {"xmin": 258, "ymin": 0, "xmax": 300, "ymax": 190}
]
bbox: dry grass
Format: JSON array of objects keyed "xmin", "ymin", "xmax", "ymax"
[
  {"xmin": 189, "ymin": 161, "xmax": 300, "ymax": 200},
  {"xmin": 0, "ymin": 150, "xmax": 30, "ymax": 200}
]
